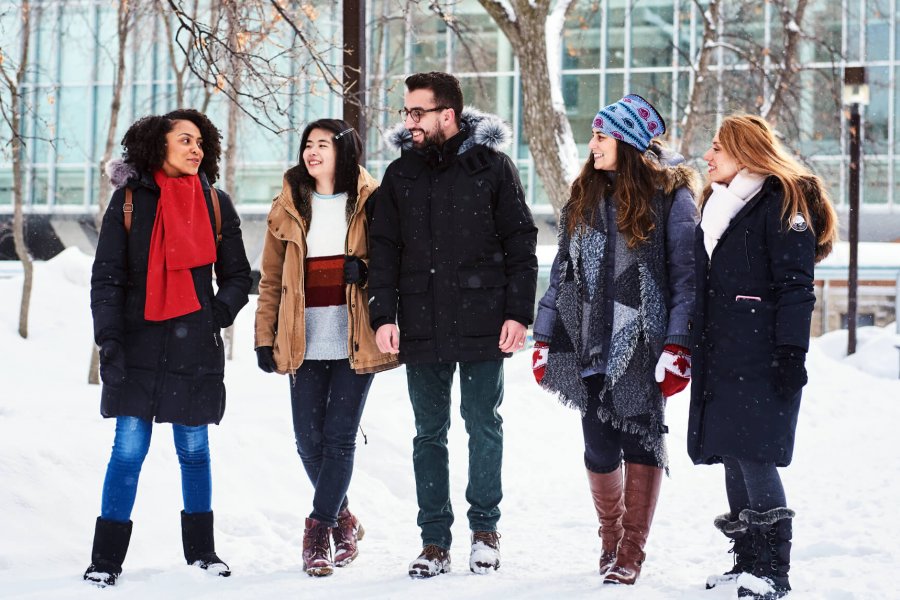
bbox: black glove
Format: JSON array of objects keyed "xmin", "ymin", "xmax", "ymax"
[
  {"xmin": 212, "ymin": 298, "xmax": 231, "ymax": 329},
  {"xmin": 772, "ymin": 345, "xmax": 808, "ymax": 400},
  {"xmin": 344, "ymin": 255, "xmax": 368, "ymax": 286},
  {"xmin": 256, "ymin": 346, "xmax": 277, "ymax": 373},
  {"xmin": 99, "ymin": 340, "xmax": 126, "ymax": 388}
]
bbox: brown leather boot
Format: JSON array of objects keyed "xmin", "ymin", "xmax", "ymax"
[
  {"xmin": 603, "ymin": 462, "xmax": 663, "ymax": 585},
  {"xmin": 586, "ymin": 466, "xmax": 625, "ymax": 575},
  {"xmin": 302, "ymin": 517, "xmax": 333, "ymax": 577},
  {"xmin": 332, "ymin": 507, "xmax": 365, "ymax": 567}
]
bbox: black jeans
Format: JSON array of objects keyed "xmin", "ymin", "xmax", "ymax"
[
  {"xmin": 582, "ymin": 374, "xmax": 661, "ymax": 473},
  {"xmin": 289, "ymin": 359, "xmax": 373, "ymax": 527}
]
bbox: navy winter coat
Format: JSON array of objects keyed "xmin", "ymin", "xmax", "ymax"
[
  {"xmin": 368, "ymin": 109, "xmax": 538, "ymax": 364},
  {"xmin": 688, "ymin": 176, "xmax": 816, "ymax": 466},
  {"xmin": 90, "ymin": 164, "xmax": 252, "ymax": 426}
]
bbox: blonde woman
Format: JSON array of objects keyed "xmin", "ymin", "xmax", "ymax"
[{"xmin": 690, "ymin": 114, "xmax": 838, "ymax": 599}]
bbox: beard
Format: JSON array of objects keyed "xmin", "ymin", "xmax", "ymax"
[{"xmin": 409, "ymin": 123, "xmax": 447, "ymax": 149}]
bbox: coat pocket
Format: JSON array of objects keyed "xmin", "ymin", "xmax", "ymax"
[
  {"xmin": 457, "ymin": 267, "xmax": 506, "ymax": 337},
  {"xmin": 398, "ymin": 271, "xmax": 433, "ymax": 340}
]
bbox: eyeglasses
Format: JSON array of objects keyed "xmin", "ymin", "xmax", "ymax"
[{"xmin": 398, "ymin": 106, "xmax": 448, "ymax": 123}]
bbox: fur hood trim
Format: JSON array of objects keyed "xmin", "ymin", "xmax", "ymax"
[
  {"xmin": 645, "ymin": 145, "xmax": 701, "ymax": 199},
  {"xmin": 385, "ymin": 107, "xmax": 512, "ymax": 154},
  {"xmin": 105, "ymin": 158, "xmax": 139, "ymax": 190}
]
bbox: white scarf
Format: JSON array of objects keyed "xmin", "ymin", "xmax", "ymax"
[{"xmin": 700, "ymin": 169, "xmax": 767, "ymax": 257}]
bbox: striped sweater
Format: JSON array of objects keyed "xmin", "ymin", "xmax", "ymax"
[{"xmin": 304, "ymin": 191, "xmax": 349, "ymax": 360}]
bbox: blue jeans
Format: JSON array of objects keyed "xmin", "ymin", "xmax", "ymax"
[
  {"xmin": 406, "ymin": 360, "xmax": 504, "ymax": 549},
  {"xmin": 289, "ymin": 359, "xmax": 373, "ymax": 527},
  {"xmin": 100, "ymin": 416, "xmax": 212, "ymax": 522}
]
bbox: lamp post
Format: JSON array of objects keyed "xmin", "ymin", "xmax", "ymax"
[
  {"xmin": 343, "ymin": 0, "xmax": 366, "ymax": 155},
  {"xmin": 842, "ymin": 67, "xmax": 868, "ymax": 356}
]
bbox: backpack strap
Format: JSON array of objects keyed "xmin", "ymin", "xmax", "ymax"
[
  {"xmin": 210, "ymin": 187, "xmax": 222, "ymax": 246},
  {"xmin": 121, "ymin": 185, "xmax": 222, "ymax": 246},
  {"xmin": 123, "ymin": 187, "xmax": 134, "ymax": 233}
]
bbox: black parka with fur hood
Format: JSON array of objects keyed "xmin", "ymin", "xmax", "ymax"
[{"xmin": 367, "ymin": 109, "xmax": 539, "ymax": 364}]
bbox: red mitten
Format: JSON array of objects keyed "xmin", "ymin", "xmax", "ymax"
[
  {"xmin": 654, "ymin": 344, "xmax": 691, "ymax": 397},
  {"xmin": 532, "ymin": 341, "xmax": 549, "ymax": 384}
]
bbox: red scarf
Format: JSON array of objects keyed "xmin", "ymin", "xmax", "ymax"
[{"xmin": 144, "ymin": 170, "xmax": 217, "ymax": 321}]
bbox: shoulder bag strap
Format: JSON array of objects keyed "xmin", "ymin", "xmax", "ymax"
[
  {"xmin": 210, "ymin": 187, "xmax": 222, "ymax": 246},
  {"xmin": 123, "ymin": 187, "xmax": 134, "ymax": 233}
]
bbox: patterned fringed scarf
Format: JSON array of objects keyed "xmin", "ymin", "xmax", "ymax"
[{"xmin": 541, "ymin": 193, "xmax": 671, "ymax": 468}]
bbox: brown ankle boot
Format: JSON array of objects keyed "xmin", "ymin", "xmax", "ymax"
[
  {"xmin": 586, "ymin": 466, "xmax": 625, "ymax": 575},
  {"xmin": 603, "ymin": 462, "xmax": 663, "ymax": 585},
  {"xmin": 302, "ymin": 518, "xmax": 333, "ymax": 577},
  {"xmin": 332, "ymin": 507, "xmax": 365, "ymax": 567}
]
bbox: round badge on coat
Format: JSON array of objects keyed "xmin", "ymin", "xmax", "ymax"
[{"xmin": 790, "ymin": 213, "xmax": 808, "ymax": 232}]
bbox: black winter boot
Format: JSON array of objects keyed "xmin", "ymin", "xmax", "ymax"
[
  {"xmin": 181, "ymin": 510, "xmax": 231, "ymax": 577},
  {"xmin": 737, "ymin": 507, "xmax": 795, "ymax": 599},
  {"xmin": 705, "ymin": 512, "xmax": 755, "ymax": 589},
  {"xmin": 83, "ymin": 517, "xmax": 133, "ymax": 587}
]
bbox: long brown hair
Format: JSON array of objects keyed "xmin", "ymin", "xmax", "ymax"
[
  {"xmin": 566, "ymin": 140, "xmax": 663, "ymax": 248},
  {"xmin": 701, "ymin": 114, "xmax": 838, "ymax": 262}
]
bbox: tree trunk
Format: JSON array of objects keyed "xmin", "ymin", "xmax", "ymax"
[
  {"xmin": 95, "ymin": 0, "xmax": 132, "ymax": 231},
  {"xmin": 90, "ymin": 0, "xmax": 131, "ymax": 383},
  {"xmin": 477, "ymin": 0, "xmax": 579, "ymax": 215},
  {"xmin": 678, "ymin": 0, "xmax": 720, "ymax": 156},
  {"xmin": 8, "ymin": 0, "xmax": 33, "ymax": 339},
  {"xmin": 223, "ymin": 1, "xmax": 242, "ymax": 361}
]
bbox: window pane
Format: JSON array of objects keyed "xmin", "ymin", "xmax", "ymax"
[
  {"xmin": 798, "ymin": 69, "xmax": 842, "ymax": 157},
  {"xmin": 56, "ymin": 167, "xmax": 86, "ymax": 206},
  {"xmin": 805, "ymin": 0, "xmax": 843, "ymax": 63},
  {"xmin": 810, "ymin": 160, "xmax": 843, "ymax": 209},
  {"xmin": 409, "ymin": 10, "xmax": 447, "ymax": 73},
  {"xmin": 865, "ymin": 0, "xmax": 892, "ymax": 61},
  {"xmin": 57, "ymin": 86, "xmax": 92, "ymax": 162},
  {"xmin": 606, "ymin": 0, "xmax": 627, "ymax": 70},
  {"xmin": 60, "ymin": 4, "xmax": 95, "ymax": 86},
  {"xmin": 631, "ymin": 2, "xmax": 674, "ymax": 69},
  {"xmin": 563, "ymin": 74, "xmax": 600, "ymax": 155},
  {"xmin": 455, "ymin": 8, "xmax": 502, "ymax": 73},
  {"xmin": 863, "ymin": 159, "xmax": 889, "ymax": 205},
  {"xmin": 563, "ymin": 3, "xmax": 601, "ymax": 70},
  {"xmin": 863, "ymin": 67, "xmax": 890, "ymax": 154}
]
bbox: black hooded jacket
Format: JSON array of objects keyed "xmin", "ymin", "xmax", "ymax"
[{"xmin": 367, "ymin": 109, "xmax": 538, "ymax": 364}]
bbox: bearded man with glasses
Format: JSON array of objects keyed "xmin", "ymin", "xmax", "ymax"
[{"xmin": 368, "ymin": 71, "xmax": 538, "ymax": 579}]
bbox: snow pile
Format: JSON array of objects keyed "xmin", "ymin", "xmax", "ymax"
[
  {"xmin": 817, "ymin": 324, "xmax": 900, "ymax": 380},
  {"xmin": 0, "ymin": 249, "xmax": 897, "ymax": 599}
]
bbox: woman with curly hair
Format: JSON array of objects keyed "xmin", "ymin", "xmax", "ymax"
[
  {"xmin": 532, "ymin": 94, "xmax": 698, "ymax": 585},
  {"xmin": 84, "ymin": 109, "xmax": 251, "ymax": 586},
  {"xmin": 254, "ymin": 119, "xmax": 397, "ymax": 577},
  {"xmin": 691, "ymin": 114, "xmax": 838, "ymax": 599}
]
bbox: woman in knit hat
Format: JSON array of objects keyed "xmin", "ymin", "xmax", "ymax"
[
  {"xmin": 690, "ymin": 114, "xmax": 837, "ymax": 599},
  {"xmin": 254, "ymin": 119, "xmax": 398, "ymax": 577},
  {"xmin": 532, "ymin": 94, "xmax": 699, "ymax": 585}
]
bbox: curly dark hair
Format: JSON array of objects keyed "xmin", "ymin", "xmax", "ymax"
[
  {"xmin": 119, "ymin": 108, "xmax": 223, "ymax": 183},
  {"xmin": 295, "ymin": 118, "xmax": 362, "ymax": 205}
]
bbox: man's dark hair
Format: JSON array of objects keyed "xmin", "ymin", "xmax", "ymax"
[
  {"xmin": 296, "ymin": 118, "xmax": 363, "ymax": 206},
  {"xmin": 405, "ymin": 72, "xmax": 464, "ymax": 125},
  {"xmin": 120, "ymin": 108, "xmax": 223, "ymax": 183}
]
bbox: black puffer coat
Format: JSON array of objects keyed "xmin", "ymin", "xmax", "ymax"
[
  {"xmin": 368, "ymin": 109, "xmax": 538, "ymax": 364},
  {"xmin": 688, "ymin": 176, "xmax": 816, "ymax": 466},
  {"xmin": 91, "ymin": 161, "xmax": 252, "ymax": 426}
]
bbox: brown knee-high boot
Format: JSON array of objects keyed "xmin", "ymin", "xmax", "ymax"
[
  {"xmin": 603, "ymin": 462, "xmax": 663, "ymax": 585},
  {"xmin": 586, "ymin": 466, "xmax": 625, "ymax": 575}
]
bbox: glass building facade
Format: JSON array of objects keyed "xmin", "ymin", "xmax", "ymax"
[{"xmin": 1, "ymin": 0, "xmax": 899, "ymax": 216}]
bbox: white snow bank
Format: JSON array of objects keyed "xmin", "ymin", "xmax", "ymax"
[{"xmin": 0, "ymin": 252, "xmax": 898, "ymax": 599}]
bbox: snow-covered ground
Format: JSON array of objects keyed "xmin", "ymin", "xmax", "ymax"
[{"xmin": 1, "ymin": 248, "xmax": 898, "ymax": 599}]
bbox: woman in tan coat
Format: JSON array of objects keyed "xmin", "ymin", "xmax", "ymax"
[{"xmin": 254, "ymin": 119, "xmax": 397, "ymax": 577}]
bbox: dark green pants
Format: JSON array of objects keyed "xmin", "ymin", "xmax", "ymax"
[{"xmin": 406, "ymin": 360, "xmax": 504, "ymax": 549}]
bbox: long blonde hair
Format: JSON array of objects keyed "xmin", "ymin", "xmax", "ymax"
[{"xmin": 701, "ymin": 114, "xmax": 838, "ymax": 262}]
